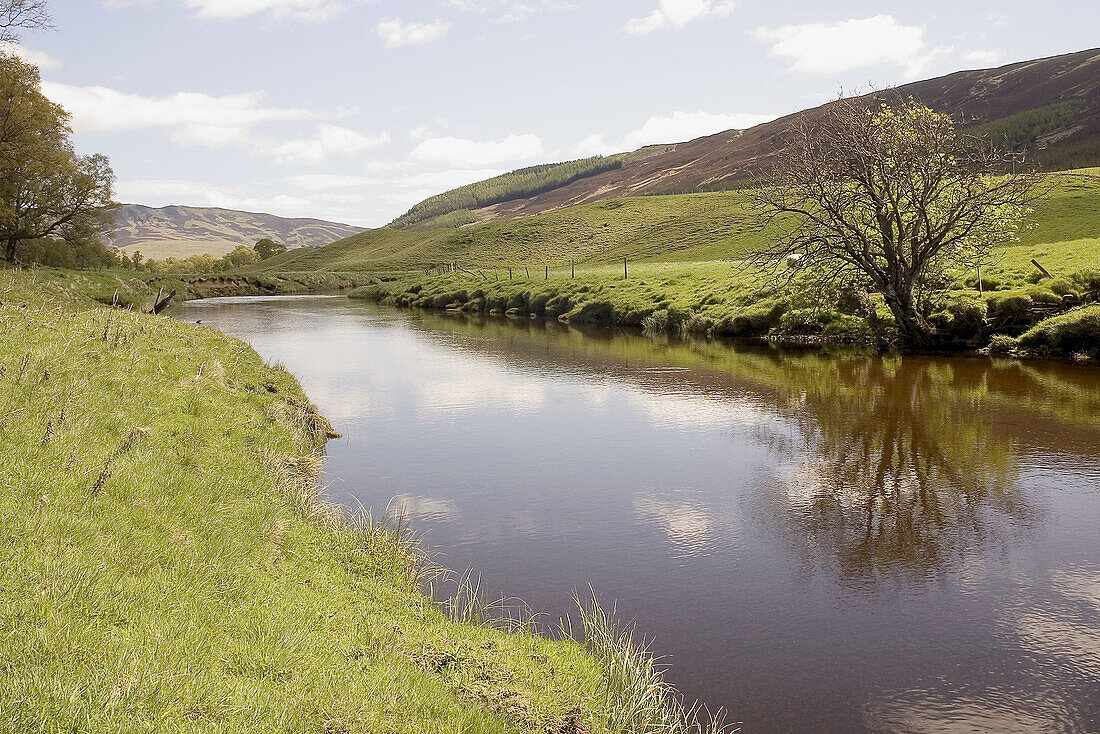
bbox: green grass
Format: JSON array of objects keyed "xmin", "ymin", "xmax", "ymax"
[
  {"xmin": 344, "ymin": 232, "xmax": 1099, "ymax": 348},
  {"xmin": 0, "ymin": 266, "xmax": 377, "ymax": 310},
  {"xmin": 270, "ymin": 168, "xmax": 1098, "ymax": 354},
  {"xmin": 0, "ymin": 270, "xmax": 723, "ymax": 733},
  {"xmin": 267, "ymin": 192, "xmax": 774, "ymax": 271},
  {"xmin": 266, "ymin": 168, "xmax": 1100, "ymax": 274}
]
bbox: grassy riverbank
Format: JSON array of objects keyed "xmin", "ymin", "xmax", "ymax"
[
  {"xmin": 0, "ymin": 270, "xmax": 710, "ymax": 733},
  {"xmin": 346, "ymin": 235, "xmax": 1100, "ymax": 357},
  {"xmin": 14, "ymin": 266, "xmax": 376, "ymax": 309},
  {"xmin": 259, "ymin": 169, "xmax": 1100, "ymax": 358}
]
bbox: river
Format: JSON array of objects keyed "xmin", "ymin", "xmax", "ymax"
[{"xmin": 177, "ymin": 295, "xmax": 1100, "ymax": 734}]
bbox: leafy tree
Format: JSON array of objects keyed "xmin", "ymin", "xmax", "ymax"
[
  {"xmin": 752, "ymin": 98, "xmax": 1041, "ymax": 347},
  {"xmin": 130, "ymin": 250, "xmax": 143, "ymax": 271},
  {"xmin": 0, "ymin": 52, "xmax": 115, "ymax": 265},
  {"xmin": 254, "ymin": 237, "xmax": 287, "ymax": 260},
  {"xmin": 224, "ymin": 245, "xmax": 260, "ymax": 269},
  {"xmin": 19, "ymin": 236, "xmax": 118, "ymax": 269}
]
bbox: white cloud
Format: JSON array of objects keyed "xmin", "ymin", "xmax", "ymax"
[
  {"xmin": 622, "ymin": 110, "xmax": 775, "ymax": 148},
  {"xmin": 105, "ymin": 0, "xmax": 358, "ymax": 21},
  {"xmin": 0, "ymin": 42, "xmax": 61, "ymax": 69},
  {"xmin": 624, "ymin": 0, "xmax": 737, "ymax": 35},
  {"xmin": 396, "ymin": 168, "xmax": 508, "ymax": 190},
  {"xmin": 262, "ymin": 124, "xmax": 390, "ymax": 165},
  {"xmin": 41, "ymin": 83, "xmax": 322, "ymax": 133},
  {"xmin": 375, "ymin": 18, "xmax": 450, "ymax": 48},
  {"xmin": 497, "ymin": 3, "xmax": 536, "ymax": 22},
  {"xmin": 576, "ymin": 110, "xmax": 775, "ymax": 155},
  {"xmin": 115, "ymin": 178, "xmax": 308, "ymax": 212},
  {"xmin": 753, "ymin": 15, "xmax": 952, "ymax": 78},
  {"xmin": 170, "ymin": 123, "xmax": 251, "ymax": 148},
  {"xmin": 409, "ymin": 134, "xmax": 544, "ymax": 167},
  {"xmin": 961, "ymin": 49, "xmax": 1003, "ymax": 68},
  {"xmin": 444, "ymin": 0, "xmax": 574, "ymax": 23},
  {"xmin": 114, "ymin": 177, "xmax": 380, "ymax": 226},
  {"xmin": 284, "ymin": 174, "xmax": 382, "ymax": 190},
  {"xmin": 40, "ymin": 81, "xmax": 387, "ymax": 165},
  {"xmin": 364, "ymin": 160, "xmax": 416, "ymax": 174}
]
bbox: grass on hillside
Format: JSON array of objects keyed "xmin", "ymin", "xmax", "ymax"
[
  {"xmin": 0, "ymin": 271, "xmax": 725, "ymax": 733},
  {"xmin": 270, "ymin": 168, "xmax": 1099, "ymax": 356},
  {"xmin": 266, "ymin": 170, "xmax": 1100, "ymax": 275},
  {"xmin": 267, "ymin": 192, "xmax": 775, "ymax": 272}
]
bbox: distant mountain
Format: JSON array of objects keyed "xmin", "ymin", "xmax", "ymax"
[
  {"xmin": 111, "ymin": 204, "xmax": 367, "ymax": 259},
  {"xmin": 389, "ymin": 47, "xmax": 1100, "ymax": 227}
]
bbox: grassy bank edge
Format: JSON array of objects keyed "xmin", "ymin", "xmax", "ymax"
[
  {"xmin": 347, "ymin": 260, "xmax": 1100, "ymax": 361},
  {"xmin": 0, "ymin": 269, "xmax": 728, "ymax": 734}
]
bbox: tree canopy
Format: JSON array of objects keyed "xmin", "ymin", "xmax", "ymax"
[
  {"xmin": 0, "ymin": 51, "xmax": 115, "ymax": 265},
  {"xmin": 752, "ymin": 97, "xmax": 1041, "ymax": 346},
  {"xmin": 254, "ymin": 237, "xmax": 287, "ymax": 260}
]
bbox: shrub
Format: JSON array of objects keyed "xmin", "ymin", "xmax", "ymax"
[
  {"xmin": 1017, "ymin": 304, "xmax": 1100, "ymax": 357},
  {"xmin": 988, "ymin": 334, "xmax": 1017, "ymax": 354},
  {"xmin": 824, "ymin": 314, "xmax": 871, "ymax": 341},
  {"xmin": 778, "ymin": 308, "xmax": 839, "ymax": 335},
  {"xmin": 986, "ymin": 292, "xmax": 1034, "ymax": 328},
  {"xmin": 929, "ymin": 298, "xmax": 986, "ymax": 344}
]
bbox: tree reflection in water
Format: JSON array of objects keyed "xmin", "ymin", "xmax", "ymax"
[{"xmin": 773, "ymin": 356, "xmax": 1034, "ymax": 580}]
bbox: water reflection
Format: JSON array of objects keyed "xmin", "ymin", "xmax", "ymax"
[
  {"xmin": 409, "ymin": 315, "xmax": 1060, "ymax": 579},
  {"xmin": 1009, "ymin": 567, "xmax": 1100, "ymax": 678},
  {"xmin": 175, "ymin": 298, "xmax": 1100, "ymax": 734},
  {"xmin": 774, "ymin": 357, "xmax": 1031, "ymax": 581},
  {"xmin": 633, "ymin": 497, "xmax": 719, "ymax": 557}
]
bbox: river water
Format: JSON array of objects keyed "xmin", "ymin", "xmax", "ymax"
[{"xmin": 177, "ymin": 295, "xmax": 1100, "ymax": 734}]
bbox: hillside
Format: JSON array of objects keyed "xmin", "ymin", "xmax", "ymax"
[
  {"xmin": 388, "ymin": 47, "xmax": 1100, "ymax": 228},
  {"xmin": 265, "ymin": 169, "xmax": 1100, "ymax": 273},
  {"xmin": 111, "ymin": 204, "xmax": 367, "ymax": 259}
]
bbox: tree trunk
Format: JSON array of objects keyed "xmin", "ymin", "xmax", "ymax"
[
  {"xmin": 4, "ymin": 238, "xmax": 18, "ymax": 265},
  {"xmin": 882, "ymin": 287, "xmax": 933, "ymax": 348}
]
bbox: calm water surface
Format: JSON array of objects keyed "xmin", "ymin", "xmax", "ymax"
[{"xmin": 177, "ymin": 295, "xmax": 1100, "ymax": 734}]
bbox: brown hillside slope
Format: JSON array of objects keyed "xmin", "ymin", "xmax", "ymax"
[
  {"xmin": 112, "ymin": 204, "xmax": 367, "ymax": 258},
  {"xmin": 475, "ymin": 47, "xmax": 1100, "ymax": 223}
]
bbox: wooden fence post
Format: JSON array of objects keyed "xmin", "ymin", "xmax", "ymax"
[{"xmin": 1031, "ymin": 259, "xmax": 1054, "ymax": 279}]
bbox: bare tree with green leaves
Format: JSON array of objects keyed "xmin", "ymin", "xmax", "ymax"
[
  {"xmin": 1, "ymin": 0, "xmax": 51, "ymax": 42},
  {"xmin": 752, "ymin": 97, "xmax": 1041, "ymax": 347},
  {"xmin": 0, "ymin": 52, "xmax": 115, "ymax": 265}
]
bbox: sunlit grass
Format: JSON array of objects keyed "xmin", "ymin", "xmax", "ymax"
[{"xmin": 3, "ymin": 270, "xmax": 734, "ymax": 733}]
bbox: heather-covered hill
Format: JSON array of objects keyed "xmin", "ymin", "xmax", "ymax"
[
  {"xmin": 388, "ymin": 47, "xmax": 1100, "ymax": 227},
  {"xmin": 112, "ymin": 204, "xmax": 367, "ymax": 259}
]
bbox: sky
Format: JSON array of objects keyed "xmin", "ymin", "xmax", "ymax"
[{"xmin": 5, "ymin": 0, "xmax": 1099, "ymax": 227}]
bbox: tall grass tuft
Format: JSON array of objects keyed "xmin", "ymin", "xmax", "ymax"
[
  {"xmin": 434, "ymin": 569, "xmax": 544, "ymax": 634},
  {"xmin": 569, "ymin": 589, "xmax": 736, "ymax": 734}
]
